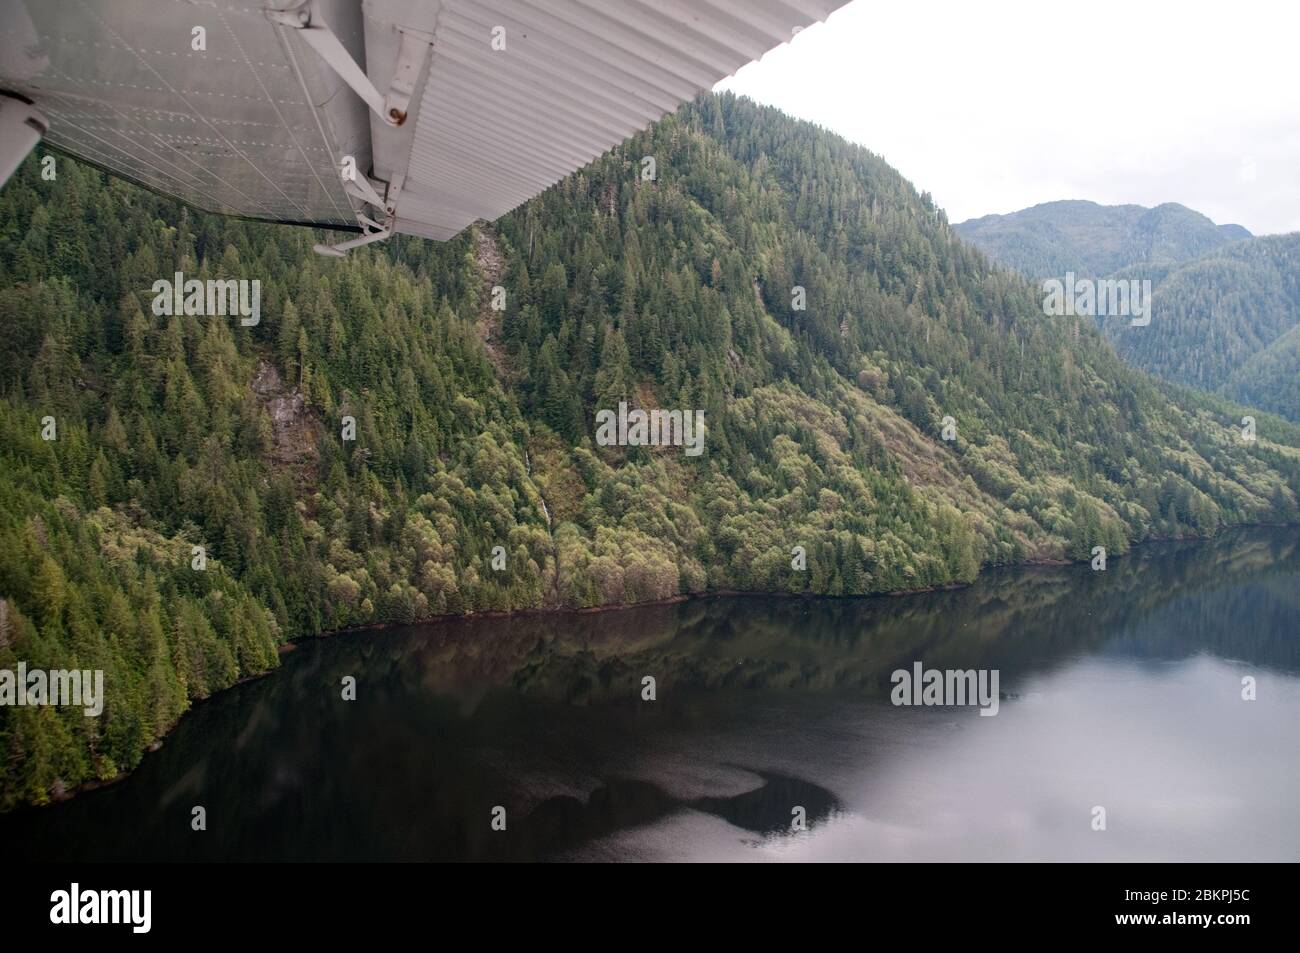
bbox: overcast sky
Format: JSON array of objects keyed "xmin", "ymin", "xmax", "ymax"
[{"xmin": 716, "ymin": 0, "xmax": 1300, "ymax": 235}]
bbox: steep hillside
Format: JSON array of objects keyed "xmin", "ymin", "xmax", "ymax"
[
  {"xmin": 2, "ymin": 93, "xmax": 1298, "ymax": 808},
  {"xmin": 954, "ymin": 200, "xmax": 1251, "ymax": 278},
  {"xmin": 1223, "ymin": 323, "xmax": 1300, "ymax": 419}
]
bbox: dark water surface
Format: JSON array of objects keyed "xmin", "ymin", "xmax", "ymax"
[{"xmin": 7, "ymin": 529, "xmax": 1299, "ymax": 861}]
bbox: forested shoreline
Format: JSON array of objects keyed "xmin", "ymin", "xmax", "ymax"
[{"xmin": 2, "ymin": 93, "xmax": 1299, "ymax": 809}]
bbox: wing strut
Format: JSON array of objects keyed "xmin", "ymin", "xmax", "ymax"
[
  {"xmin": 267, "ymin": 1, "xmax": 431, "ymax": 254},
  {"xmin": 266, "ymin": 1, "xmax": 432, "ymax": 128}
]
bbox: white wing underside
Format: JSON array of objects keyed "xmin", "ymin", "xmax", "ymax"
[{"xmin": 0, "ymin": 0, "xmax": 847, "ymax": 241}]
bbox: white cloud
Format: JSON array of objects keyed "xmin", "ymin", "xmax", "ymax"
[{"xmin": 717, "ymin": 0, "xmax": 1300, "ymax": 234}]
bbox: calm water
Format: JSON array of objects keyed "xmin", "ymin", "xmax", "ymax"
[{"xmin": 7, "ymin": 529, "xmax": 1299, "ymax": 862}]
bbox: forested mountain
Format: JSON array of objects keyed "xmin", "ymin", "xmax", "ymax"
[
  {"xmin": 2, "ymin": 93, "xmax": 1299, "ymax": 809},
  {"xmin": 957, "ymin": 201, "xmax": 1299, "ymax": 420},
  {"xmin": 954, "ymin": 200, "xmax": 1251, "ymax": 278},
  {"xmin": 1103, "ymin": 235, "xmax": 1300, "ymax": 420}
]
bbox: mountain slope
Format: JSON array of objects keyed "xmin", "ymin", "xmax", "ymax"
[
  {"xmin": 956, "ymin": 199, "xmax": 1299, "ymax": 419},
  {"xmin": 1223, "ymin": 323, "xmax": 1300, "ymax": 418},
  {"xmin": 1104, "ymin": 234, "xmax": 1300, "ymax": 417},
  {"xmin": 2, "ymin": 93, "xmax": 1299, "ymax": 808}
]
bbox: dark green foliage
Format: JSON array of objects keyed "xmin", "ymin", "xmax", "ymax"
[
  {"xmin": 1224, "ymin": 323, "xmax": 1300, "ymax": 419},
  {"xmin": 1105, "ymin": 235, "xmax": 1300, "ymax": 418},
  {"xmin": 957, "ymin": 199, "xmax": 1298, "ymax": 420}
]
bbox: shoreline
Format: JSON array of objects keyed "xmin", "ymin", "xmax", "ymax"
[
  {"xmin": 282, "ymin": 522, "xmax": 1272, "ymax": 643},
  {"xmin": 14, "ymin": 522, "xmax": 1292, "ymax": 813}
]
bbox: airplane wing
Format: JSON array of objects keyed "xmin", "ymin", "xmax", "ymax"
[{"xmin": 0, "ymin": 0, "xmax": 849, "ymax": 252}]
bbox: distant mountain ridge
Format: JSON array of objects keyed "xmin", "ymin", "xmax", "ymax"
[{"xmin": 955, "ymin": 200, "xmax": 1252, "ymax": 279}]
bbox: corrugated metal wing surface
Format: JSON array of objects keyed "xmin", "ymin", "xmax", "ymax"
[
  {"xmin": 1, "ymin": 0, "xmax": 850, "ymax": 239},
  {"xmin": 399, "ymin": 0, "xmax": 846, "ymax": 239}
]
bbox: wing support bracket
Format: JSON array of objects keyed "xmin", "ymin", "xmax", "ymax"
[
  {"xmin": 313, "ymin": 218, "xmax": 392, "ymax": 258},
  {"xmin": 344, "ymin": 173, "xmax": 387, "ymax": 211},
  {"xmin": 318, "ymin": 170, "xmax": 404, "ymax": 255}
]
